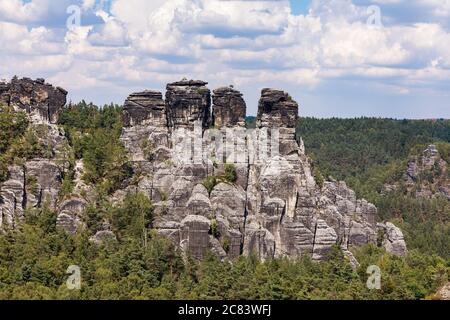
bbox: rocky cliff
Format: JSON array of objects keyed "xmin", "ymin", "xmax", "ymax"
[
  {"xmin": 0, "ymin": 77, "xmax": 407, "ymax": 263},
  {"xmin": 0, "ymin": 77, "xmax": 70, "ymax": 229},
  {"xmin": 117, "ymin": 79, "xmax": 406, "ymax": 262},
  {"xmin": 405, "ymin": 144, "xmax": 450, "ymax": 200}
]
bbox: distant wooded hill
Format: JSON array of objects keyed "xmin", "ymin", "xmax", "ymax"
[{"xmin": 296, "ymin": 117, "xmax": 450, "ymax": 258}]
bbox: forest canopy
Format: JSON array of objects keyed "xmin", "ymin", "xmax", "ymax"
[{"xmin": 0, "ymin": 107, "xmax": 448, "ymax": 300}]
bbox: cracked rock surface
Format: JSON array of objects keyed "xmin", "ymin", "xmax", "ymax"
[{"xmin": 0, "ymin": 77, "xmax": 408, "ymax": 261}]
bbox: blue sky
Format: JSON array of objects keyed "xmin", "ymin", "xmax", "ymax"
[
  {"xmin": 0, "ymin": 0, "xmax": 449, "ymax": 119},
  {"xmin": 290, "ymin": 0, "xmax": 311, "ymax": 15}
]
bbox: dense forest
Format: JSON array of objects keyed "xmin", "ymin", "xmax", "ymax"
[
  {"xmin": 0, "ymin": 106, "xmax": 448, "ymax": 300},
  {"xmin": 297, "ymin": 118, "xmax": 450, "ymax": 259}
]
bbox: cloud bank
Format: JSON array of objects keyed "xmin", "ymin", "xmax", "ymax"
[{"xmin": 0, "ymin": 0, "xmax": 449, "ymax": 118}]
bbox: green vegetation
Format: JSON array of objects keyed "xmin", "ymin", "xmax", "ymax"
[
  {"xmin": 0, "ymin": 106, "xmax": 58, "ymax": 181},
  {"xmin": 245, "ymin": 116, "xmax": 256, "ymax": 129},
  {"xmin": 59, "ymin": 101, "xmax": 132, "ymax": 193},
  {"xmin": 298, "ymin": 117, "xmax": 450, "ymax": 259},
  {"xmin": 111, "ymin": 192, "xmax": 154, "ymax": 241},
  {"xmin": 202, "ymin": 176, "xmax": 219, "ymax": 194},
  {"xmin": 0, "ymin": 105, "xmax": 29, "ymax": 154},
  {"xmin": 313, "ymin": 167, "xmax": 325, "ymax": 189},
  {"xmin": 8, "ymin": 125, "xmax": 53, "ymax": 161}
]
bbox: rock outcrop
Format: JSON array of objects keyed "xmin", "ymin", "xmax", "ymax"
[
  {"xmin": 0, "ymin": 77, "xmax": 408, "ymax": 263},
  {"xmin": 0, "ymin": 77, "xmax": 76, "ymax": 232},
  {"xmin": 436, "ymin": 283, "xmax": 450, "ymax": 300},
  {"xmin": 123, "ymin": 90, "xmax": 167, "ymax": 127},
  {"xmin": 377, "ymin": 222, "xmax": 408, "ymax": 257},
  {"xmin": 257, "ymin": 88, "xmax": 298, "ymax": 128},
  {"xmin": 116, "ymin": 79, "xmax": 404, "ymax": 262},
  {"xmin": 212, "ymin": 87, "xmax": 246, "ymax": 128},
  {"xmin": 405, "ymin": 144, "xmax": 450, "ymax": 200}
]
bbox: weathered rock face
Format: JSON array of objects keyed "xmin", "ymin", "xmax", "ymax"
[
  {"xmin": 437, "ymin": 283, "xmax": 450, "ymax": 300},
  {"xmin": 0, "ymin": 78, "xmax": 78, "ymax": 232},
  {"xmin": 405, "ymin": 145, "xmax": 449, "ymax": 200},
  {"xmin": 117, "ymin": 79, "xmax": 406, "ymax": 262},
  {"xmin": 3, "ymin": 77, "xmax": 67, "ymax": 124},
  {"xmin": 0, "ymin": 166, "xmax": 25, "ymax": 229},
  {"xmin": 257, "ymin": 88, "xmax": 298, "ymax": 129},
  {"xmin": 378, "ymin": 222, "xmax": 408, "ymax": 257},
  {"xmin": 57, "ymin": 198, "xmax": 87, "ymax": 235},
  {"xmin": 0, "ymin": 145, "xmax": 69, "ymax": 230},
  {"xmin": 212, "ymin": 87, "xmax": 246, "ymax": 128},
  {"xmin": 123, "ymin": 90, "xmax": 167, "ymax": 127},
  {"xmin": 121, "ymin": 90, "xmax": 171, "ymax": 162},
  {"xmin": 166, "ymin": 79, "xmax": 211, "ymax": 130},
  {"xmin": 0, "ymin": 81, "xmax": 10, "ymax": 105},
  {"xmin": 0, "ymin": 77, "xmax": 408, "ymax": 263}
]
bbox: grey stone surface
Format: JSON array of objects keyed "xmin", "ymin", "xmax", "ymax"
[
  {"xmin": 116, "ymin": 81, "xmax": 403, "ymax": 262},
  {"xmin": 379, "ymin": 222, "xmax": 408, "ymax": 257},
  {"xmin": 404, "ymin": 144, "xmax": 450, "ymax": 200},
  {"xmin": 0, "ymin": 78, "xmax": 70, "ymax": 231},
  {"xmin": 6, "ymin": 77, "xmax": 67, "ymax": 124},
  {"xmin": 212, "ymin": 87, "xmax": 246, "ymax": 128},
  {"xmin": 0, "ymin": 78, "xmax": 409, "ymax": 266},
  {"xmin": 57, "ymin": 198, "xmax": 87, "ymax": 234}
]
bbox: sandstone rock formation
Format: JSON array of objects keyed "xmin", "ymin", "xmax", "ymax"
[
  {"xmin": 116, "ymin": 79, "xmax": 406, "ymax": 261},
  {"xmin": 257, "ymin": 88, "xmax": 298, "ymax": 128},
  {"xmin": 405, "ymin": 144, "xmax": 450, "ymax": 200},
  {"xmin": 0, "ymin": 77, "xmax": 408, "ymax": 263},
  {"xmin": 437, "ymin": 283, "xmax": 450, "ymax": 300},
  {"xmin": 0, "ymin": 77, "xmax": 79, "ymax": 232},
  {"xmin": 1, "ymin": 77, "xmax": 67, "ymax": 124},
  {"xmin": 123, "ymin": 90, "xmax": 167, "ymax": 127}
]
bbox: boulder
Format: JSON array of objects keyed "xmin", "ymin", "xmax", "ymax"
[
  {"xmin": 123, "ymin": 90, "xmax": 166, "ymax": 127},
  {"xmin": 90, "ymin": 230, "xmax": 117, "ymax": 244},
  {"xmin": 57, "ymin": 198, "xmax": 87, "ymax": 234}
]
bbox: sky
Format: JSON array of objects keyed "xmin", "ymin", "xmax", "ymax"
[{"xmin": 0, "ymin": 0, "xmax": 449, "ymax": 118}]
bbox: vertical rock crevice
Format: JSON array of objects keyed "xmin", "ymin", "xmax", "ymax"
[{"xmin": 0, "ymin": 77, "xmax": 408, "ymax": 262}]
